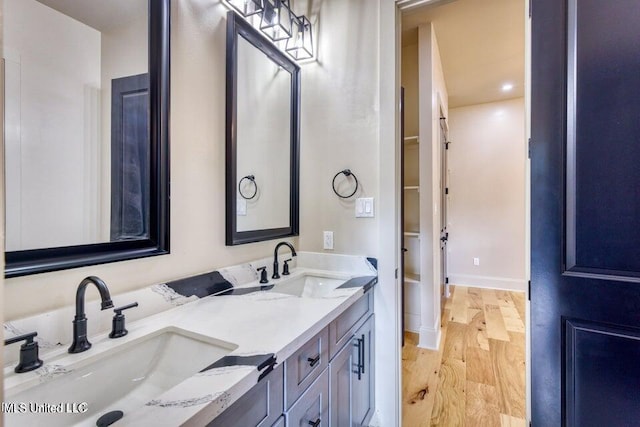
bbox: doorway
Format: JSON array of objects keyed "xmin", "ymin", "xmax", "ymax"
[{"xmin": 399, "ymin": 0, "xmax": 528, "ymax": 425}]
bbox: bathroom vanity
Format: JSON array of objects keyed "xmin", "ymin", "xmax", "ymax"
[
  {"xmin": 3, "ymin": 253, "xmax": 377, "ymax": 426},
  {"xmin": 208, "ymin": 290, "xmax": 375, "ymax": 427}
]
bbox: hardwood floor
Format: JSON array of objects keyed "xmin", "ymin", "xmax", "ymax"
[{"xmin": 402, "ymin": 286, "xmax": 526, "ymax": 427}]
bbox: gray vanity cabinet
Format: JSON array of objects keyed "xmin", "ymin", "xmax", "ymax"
[
  {"xmin": 285, "ymin": 328, "xmax": 329, "ymax": 409},
  {"xmin": 206, "ymin": 292, "xmax": 374, "ymax": 427},
  {"xmin": 328, "ymin": 335, "xmax": 356, "ymax": 426},
  {"xmin": 286, "ymin": 368, "xmax": 329, "ymax": 427},
  {"xmin": 329, "ymin": 314, "xmax": 375, "ymax": 427},
  {"xmin": 352, "ymin": 315, "xmax": 375, "ymax": 426},
  {"xmin": 206, "ymin": 363, "xmax": 284, "ymax": 427}
]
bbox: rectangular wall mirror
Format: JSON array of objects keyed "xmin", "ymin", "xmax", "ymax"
[
  {"xmin": 3, "ymin": 0, "xmax": 170, "ymax": 277},
  {"xmin": 225, "ymin": 11, "xmax": 300, "ymax": 245}
]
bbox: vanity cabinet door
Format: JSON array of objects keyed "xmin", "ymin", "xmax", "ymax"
[
  {"xmin": 352, "ymin": 315, "xmax": 374, "ymax": 427},
  {"xmin": 286, "ymin": 367, "xmax": 329, "ymax": 427},
  {"xmin": 329, "ymin": 314, "xmax": 375, "ymax": 427},
  {"xmin": 329, "ymin": 293, "xmax": 373, "ymax": 360},
  {"xmin": 207, "ymin": 363, "xmax": 284, "ymax": 427},
  {"xmin": 285, "ymin": 327, "xmax": 329, "ymax": 409},
  {"xmin": 329, "ymin": 332, "xmax": 356, "ymax": 426}
]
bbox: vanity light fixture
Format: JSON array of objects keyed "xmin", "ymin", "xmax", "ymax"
[
  {"xmin": 260, "ymin": 0, "xmax": 294, "ymax": 42},
  {"xmin": 227, "ymin": 0, "xmax": 264, "ymax": 17},
  {"xmin": 224, "ymin": 1, "xmax": 314, "ymax": 62},
  {"xmin": 286, "ymin": 15, "xmax": 313, "ymax": 60}
]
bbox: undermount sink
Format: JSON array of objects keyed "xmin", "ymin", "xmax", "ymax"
[
  {"xmin": 5, "ymin": 327, "xmax": 237, "ymax": 427},
  {"xmin": 271, "ymin": 274, "xmax": 347, "ymax": 298}
]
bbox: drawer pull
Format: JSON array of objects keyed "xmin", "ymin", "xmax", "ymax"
[
  {"xmin": 308, "ymin": 418, "xmax": 321, "ymax": 427},
  {"xmin": 354, "ymin": 337, "xmax": 363, "ymax": 380},
  {"xmin": 307, "ymin": 355, "xmax": 320, "ymax": 367},
  {"xmin": 360, "ymin": 333, "xmax": 365, "ymax": 374}
]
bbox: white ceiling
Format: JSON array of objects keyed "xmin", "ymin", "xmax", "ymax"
[
  {"xmin": 36, "ymin": 0, "xmax": 146, "ymax": 33},
  {"xmin": 402, "ymin": 0, "xmax": 525, "ymax": 108}
]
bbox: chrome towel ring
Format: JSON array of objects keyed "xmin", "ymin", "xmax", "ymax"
[
  {"xmin": 238, "ymin": 175, "xmax": 258, "ymax": 200},
  {"xmin": 332, "ymin": 169, "xmax": 359, "ymax": 199}
]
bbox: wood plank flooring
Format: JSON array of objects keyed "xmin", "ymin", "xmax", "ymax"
[{"xmin": 402, "ymin": 286, "xmax": 526, "ymax": 427}]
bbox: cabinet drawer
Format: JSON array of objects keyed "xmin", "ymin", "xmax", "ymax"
[
  {"xmin": 286, "ymin": 367, "xmax": 329, "ymax": 427},
  {"xmin": 329, "ymin": 293, "xmax": 373, "ymax": 359},
  {"xmin": 207, "ymin": 363, "xmax": 284, "ymax": 427},
  {"xmin": 285, "ymin": 327, "xmax": 329, "ymax": 409}
]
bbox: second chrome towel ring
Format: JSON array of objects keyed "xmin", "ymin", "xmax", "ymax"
[
  {"xmin": 239, "ymin": 175, "xmax": 258, "ymax": 200},
  {"xmin": 332, "ymin": 169, "xmax": 359, "ymax": 199}
]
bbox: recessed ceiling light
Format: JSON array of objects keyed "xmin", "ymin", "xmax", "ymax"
[{"xmin": 502, "ymin": 83, "xmax": 514, "ymax": 92}]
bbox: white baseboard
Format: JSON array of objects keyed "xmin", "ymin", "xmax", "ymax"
[
  {"xmin": 404, "ymin": 313, "xmax": 421, "ymax": 333},
  {"xmin": 448, "ymin": 274, "xmax": 527, "ymax": 292},
  {"xmin": 418, "ymin": 325, "xmax": 441, "ymax": 350}
]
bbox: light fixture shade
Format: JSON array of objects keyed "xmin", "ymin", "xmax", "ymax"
[
  {"xmin": 286, "ymin": 15, "xmax": 313, "ymax": 60},
  {"xmin": 227, "ymin": 0, "xmax": 263, "ymax": 17},
  {"xmin": 260, "ymin": 0, "xmax": 293, "ymax": 42}
]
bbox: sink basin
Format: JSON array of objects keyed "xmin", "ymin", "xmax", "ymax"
[
  {"xmin": 5, "ymin": 327, "xmax": 237, "ymax": 427},
  {"xmin": 271, "ymin": 274, "xmax": 347, "ymax": 298}
]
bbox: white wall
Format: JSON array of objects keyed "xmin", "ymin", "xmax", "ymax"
[
  {"xmin": 100, "ymin": 5, "xmax": 148, "ymax": 240},
  {"xmin": 3, "ymin": 0, "xmax": 101, "ymax": 251},
  {"xmin": 298, "ymin": 0, "xmax": 379, "ymax": 255},
  {"xmin": 417, "ymin": 23, "xmax": 448, "ymax": 349},
  {"xmin": 236, "ymin": 37, "xmax": 290, "ymax": 232},
  {"xmin": 447, "ymin": 98, "xmax": 527, "ymax": 291},
  {"xmin": 374, "ymin": 1, "xmax": 401, "ymax": 426}
]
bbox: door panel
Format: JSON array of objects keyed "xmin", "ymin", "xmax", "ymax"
[
  {"xmin": 532, "ymin": 0, "xmax": 640, "ymax": 425},
  {"xmin": 564, "ymin": 320, "xmax": 640, "ymax": 427},
  {"xmin": 568, "ymin": 0, "xmax": 640, "ymax": 276},
  {"xmin": 111, "ymin": 73, "xmax": 150, "ymax": 241}
]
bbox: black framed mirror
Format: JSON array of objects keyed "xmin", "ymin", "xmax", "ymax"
[
  {"xmin": 225, "ymin": 11, "xmax": 300, "ymax": 245},
  {"xmin": 4, "ymin": 0, "xmax": 170, "ymax": 278}
]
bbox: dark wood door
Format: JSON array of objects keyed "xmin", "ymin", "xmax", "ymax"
[
  {"xmin": 531, "ymin": 1, "xmax": 640, "ymax": 426},
  {"xmin": 111, "ymin": 73, "xmax": 150, "ymax": 241}
]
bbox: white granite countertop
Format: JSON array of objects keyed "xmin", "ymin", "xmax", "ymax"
[{"xmin": 3, "ymin": 253, "xmax": 377, "ymax": 426}]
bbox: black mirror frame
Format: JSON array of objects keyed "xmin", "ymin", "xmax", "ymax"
[
  {"xmin": 225, "ymin": 11, "xmax": 300, "ymax": 246},
  {"xmin": 5, "ymin": 0, "xmax": 171, "ymax": 278}
]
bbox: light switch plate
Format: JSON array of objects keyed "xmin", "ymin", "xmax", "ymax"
[
  {"xmin": 237, "ymin": 199, "xmax": 247, "ymax": 216},
  {"xmin": 355, "ymin": 198, "xmax": 374, "ymax": 218}
]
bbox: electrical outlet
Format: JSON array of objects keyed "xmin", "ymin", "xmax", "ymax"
[
  {"xmin": 323, "ymin": 231, "xmax": 334, "ymax": 250},
  {"xmin": 473, "ymin": 257, "xmax": 480, "ymax": 266}
]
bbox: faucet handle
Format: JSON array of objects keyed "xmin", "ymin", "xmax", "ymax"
[
  {"xmin": 5, "ymin": 332, "xmax": 43, "ymax": 373},
  {"xmin": 109, "ymin": 302, "xmax": 139, "ymax": 339},
  {"xmin": 282, "ymin": 259, "xmax": 292, "ymax": 276},
  {"xmin": 114, "ymin": 302, "xmax": 138, "ymax": 315},
  {"xmin": 257, "ymin": 266, "xmax": 269, "ymax": 284}
]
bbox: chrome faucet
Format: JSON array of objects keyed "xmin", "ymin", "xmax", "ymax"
[
  {"xmin": 272, "ymin": 242, "xmax": 297, "ymax": 280},
  {"xmin": 68, "ymin": 276, "xmax": 114, "ymax": 354}
]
